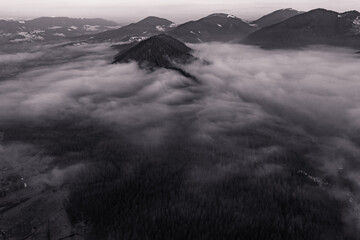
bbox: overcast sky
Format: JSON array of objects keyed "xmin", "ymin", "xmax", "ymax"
[{"xmin": 1, "ymin": 0, "xmax": 360, "ymax": 23}]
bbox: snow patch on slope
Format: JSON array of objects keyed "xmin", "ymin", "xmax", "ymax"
[
  {"xmin": 353, "ymin": 16, "xmax": 360, "ymax": 26},
  {"xmin": 31, "ymin": 30, "xmax": 45, "ymax": 34},
  {"xmin": 352, "ymin": 17, "xmax": 360, "ymax": 34},
  {"xmin": 48, "ymin": 26, "xmax": 62, "ymax": 29},
  {"xmin": 83, "ymin": 25, "xmax": 100, "ymax": 31},
  {"xmin": 53, "ymin": 33, "xmax": 66, "ymax": 37},
  {"xmin": 10, "ymin": 32, "xmax": 44, "ymax": 42},
  {"xmin": 129, "ymin": 36, "xmax": 148, "ymax": 42},
  {"xmin": 156, "ymin": 25, "xmax": 166, "ymax": 32}
]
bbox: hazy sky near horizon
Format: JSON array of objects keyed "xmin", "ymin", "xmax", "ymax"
[{"xmin": 1, "ymin": 0, "xmax": 360, "ymax": 23}]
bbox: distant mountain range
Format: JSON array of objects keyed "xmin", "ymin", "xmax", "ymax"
[
  {"xmin": 168, "ymin": 13, "xmax": 257, "ymax": 43},
  {"xmin": 0, "ymin": 17, "xmax": 119, "ymax": 43},
  {"xmin": 110, "ymin": 8, "xmax": 360, "ymax": 76},
  {"xmin": 251, "ymin": 8, "xmax": 302, "ymax": 28},
  {"xmin": 2, "ymin": 8, "xmax": 360, "ymax": 50},
  {"xmin": 0, "ymin": 9, "xmax": 306, "ymax": 45},
  {"xmin": 84, "ymin": 16, "xmax": 176, "ymax": 42},
  {"xmin": 81, "ymin": 10, "xmax": 305, "ymax": 44},
  {"xmin": 242, "ymin": 9, "xmax": 360, "ymax": 49}
]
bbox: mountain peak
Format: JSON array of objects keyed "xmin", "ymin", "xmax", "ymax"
[
  {"xmin": 135, "ymin": 16, "xmax": 173, "ymax": 27},
  {"xmin": 206, "ymin": 13, "xmax": 238, "ymax": 19},
  {"xmin": 113, "ymin": 34, "xmax": 195, "ymax": 70},
  {"xmin": 281, "ymin": 8, "xmax": 297, "ymax": 11},
  {"xmin": 307, "ymin": 8, "xmax": 338, "ymax": 15},
  {"xmin": 338, "ymin": 10, "xmax": 360, "ymax": 19},
  {"xmin": 243, "ymin": 8, "xmax": 360, "ymax": 49},
  {"xmin": 251, "ymin": 8, "xmax": 301, "ymax": 28},
  {"xmin": 143, "ymin": 16, "xmax": 161, "ymax": 20},
  {"xmin": 83, "ymin": 16, "xmax": 174, "ymax": 43},
  {"xmin": 169, "ymin": 13, "xmax": 255, "ymax": 43}
]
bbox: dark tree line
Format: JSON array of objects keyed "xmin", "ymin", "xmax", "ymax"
[{"xmin": 1, "ymin": 119, "xmax": 357, "ymax": 240}]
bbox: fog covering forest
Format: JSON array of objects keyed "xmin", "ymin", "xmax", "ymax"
[{"xmin": 1, "ymin": 42, "xmax": 360, "ymax": 239}]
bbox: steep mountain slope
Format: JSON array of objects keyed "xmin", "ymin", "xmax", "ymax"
[
  {"xmin": 242, "ymin": 9, "xmax": 360, "ymax": 49},
  {"xmin": 251, "ymin": 8, "xmax": 302, "ymax": 28},
  {"xmin": 0, "ymin": 20, "xmax": 25, "ymax": 43},
  {"xmin": 85, "ymin": 16, "xmax": 176, "ymax": 42},
  {"xmin": 0, "ymin": 20, "xmax": 23, "ymax": 34},
  {"xmin": 113, "ymin": 34, "xmax": 197, "ymax": 79},
  {"xmin": 113, "ymin": 34, "xmax": 194, "ymax": 67},
  {"xmin": 169, "ymin": 13, "xmax": 257, "ymax": 43},
  {"xmin": 0, "ymin": 17, "xmax": 119, "ymax": 43}
]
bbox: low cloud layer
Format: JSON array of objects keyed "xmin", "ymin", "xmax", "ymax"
[
  {"xmin": 1, "ymin": 42, "xmax": 360, "ymax": 163},
  {"xmin": 1, "ymin": 42, "xmax": 360, "ymax": 232},
  {"xmin": 1, "ymin": 42, "xmax": 360, "ymax": 156}
]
